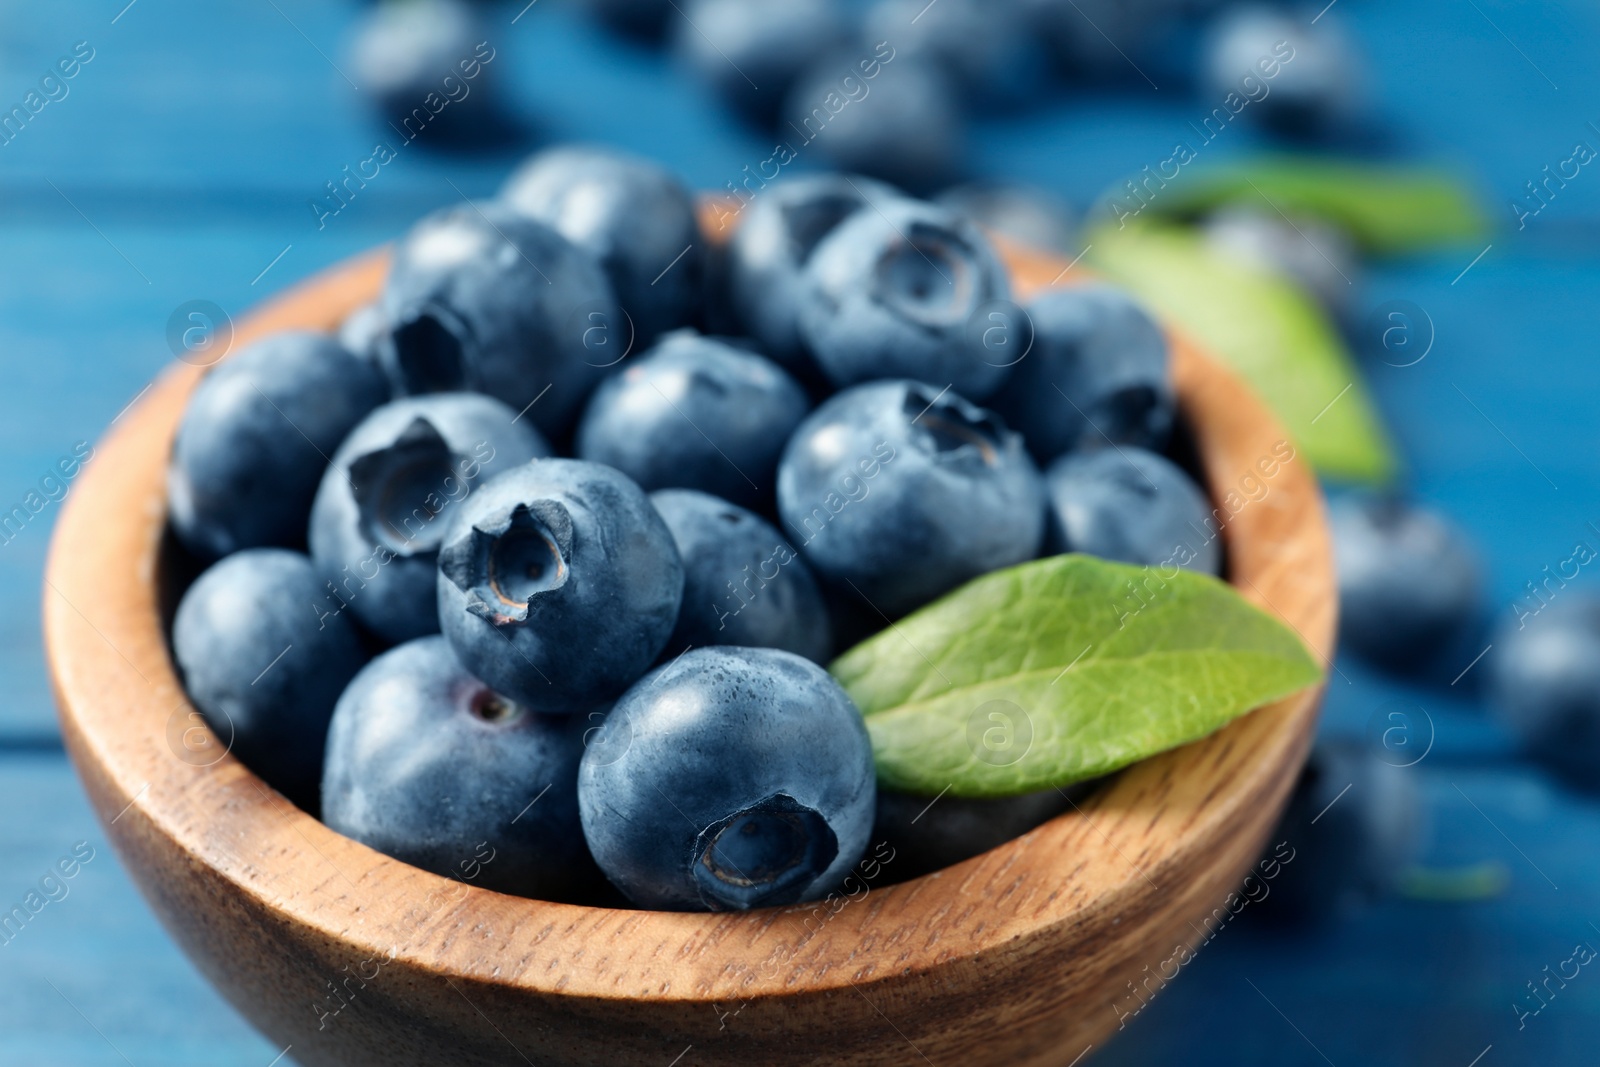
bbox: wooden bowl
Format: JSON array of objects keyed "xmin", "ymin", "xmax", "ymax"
[{"xmin": 44, "ymin": 216, "xmax": 1333, "ymax": 1066}]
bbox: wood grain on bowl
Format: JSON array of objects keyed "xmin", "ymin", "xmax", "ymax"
[{"xmin": 43, "ymin": 212, "xmax": 1333, "ymax": 1066}]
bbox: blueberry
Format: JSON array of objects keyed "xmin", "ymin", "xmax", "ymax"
[
  {"xmin": 936, "ymin": 181, "xmax": 1077, "ymax": 257},
  {"xmin": 1262, "ymin": 736, "xmax": 1422, "ymax": 923},
  {"xmin": 578, "ymin": 646, "xmax": 874, "ymax": 910},
  {"xmin": 798, "ymin": 198, "xmax": 1012, "ymax": 400},
  {"xmin": 783, "ymin": 56, "xmax": 964, "ymax": 193},
  {"xmin": 173, "ymin": 549, "xmax": 369, "ymax": 811},
  {"xmin": 672, "ymin": 0, "xmax": 846, "ymax": 120},
  {"xmin": 778, "ymin": 380, "xmax": 1045, "ymax": 617},
  {"xmin": 1020, "ymin": 0, "xmax": 1160, "ymax": 83},
  {"xmin": 724, "ymin": 173, "xmax": 898, "ymax": 372},
  {"xmin": 1331, "ymin": 496, "xmax": 1481, "ymax": 671},
  {"xmin": 502, "ymin": 145, "xmax": 700, "ymax": 344},
  {"xmin": 575, "ymin": 331, "xmax": 810, "ymax": 510},
  {"xmin": 989, "ymin": 284, "xmax": 1173, "ymax": 465},
  {"xmin": 168, "ymin": 331, "xmax": 389, "ymax": 560},
  {"xmin": 347, "ymin": 0, "xmax": 507, "ymax": 146},
  {"xmin": 321, "ymin": 635, "xmax": 595, "ymax": 900},
  {"xmin": 338, "ymin": 302, "xmax": 388, "ymax": 367},
  {"xmin": 1202, "ymin": 6, "xmax": 1362, "ymax": 136},
  {"xmin": 1203, "ymin": 207, "xmax": 1359, "ymax": 320},
  {"xmin": 872, "ymin": 785, "xmax": 1086, "ymax": 881},
  {"xmin": 650, "ymin": 488, "xmax": 833, "ymax": 663},
  {"xmin": 1488, "ymin": 595, "xmax": 1600, "ymax": 782},
  {"xmin": 436, "ymin": 459, "xmax": 684, "ymax": 712},
  {"xmin": 1042, "ymin": 446, "xmax": 1220, "ymax": 574},
  {"xmin": 862, "ymin": 0, "xmax": 1049, "ymax": 108},
  {"xmin": 308, "ymin": 393, "xmax": 550, "ymax": 646},
  {"xmin": 379, "ymin": 201, "xmax": 619, "ymax": 440}
]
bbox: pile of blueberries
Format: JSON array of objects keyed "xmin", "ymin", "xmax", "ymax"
[
  {"xmin": 351, "ymin": 0, "xmax": 1366, "ymax": 188},
  {"xmin": 166, "ymin": 145, "xmax": 1216, "ymax": 911}
]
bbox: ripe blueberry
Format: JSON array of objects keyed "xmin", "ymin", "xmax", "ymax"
[
  {"xmin": 650, "ymin": 488, "xmax": 833, "ymax": 663},
  {"xmin": 575, "ymin": 330, "xmax": 810, "ymax": 511},
  {"xmin": 783, "ymin": 56, "xmax": 964, "ymax": 193},
  {"xmin": 672, "ymin": 0, "xmax": 845, "ymax": 120},
  {"xmin": 1042, "ymin": 446, "xmax": 1220, "ymax": 575},
  {"xmin": 379, "ymin": 201, "xmax": 619, "ymax": 439},
  {"xmin": 798, "ymin": 198, "xmax": 1012, "ymax": 400},
  {"xmin": 308, "ymin": 393, "xmax": 550, "ymax": 646},
  {"xmin": 1203, "ymin": 6, "xmax": 1363, "ymax": 136},
  {"xmin": 578, "ymin": 646, "xmax": 875, "ymax": 910},
  {"xmin": 778, "ymin": 380, "xmax": 1045, "ymax": 617},
  {"xmin": 502, "ymin": 145, "xmax": 700, "ymax": 344},
  {"xmin": 936, "ymin": 180, "xmax": 1077, "ymax": 258},
  {"xmin": 347, "ymin": 0, "xmax": 507, "ymax": 146},
  {"xmin": 167, "ymin": 330, "xmax": 388, "ymax": 560},
  {"xmin": 989, "ymin": 284, "xmax": 1173, "ymax": 465},
  {"xmin": 172, "ymin": 549, "xmax": 369, "ymax": 811},
  {"xmin": 1204, "ymin": 207, "xmax": 1359, "ymax": 321},
  {"xmin": 1331, "ymin": 495, "xmax": 1481, "ymax": 671},
  {"xmin": 322, "ymin": 636, "xmax": 596, "ymax": 900},
  {"xmin": 436, "ymin": 459, "xmax": 683, "ymax": 712},
  {"xmin": 1488, "ymin": 594, "xmax": 1600, "ymax": 783},
  {"xmin": 725, "ymin": 172, "xmax": 898, "ymax": 372},
  {"xmin": 1262, "ymin": 736, "xmax": 1422, "ymax": 923}
]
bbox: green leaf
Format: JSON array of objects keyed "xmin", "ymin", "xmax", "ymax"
[
  {"xmin": 1086, "ymin": 222, "xmax": 1397, "ymax": 484},
  {"xmin": 1097, "ymin": 156, "xmax": 1488, "ymax": 255},
  {"xmin": 832, "ymin": 555, "xmax": 1323, "ymax": 798}
]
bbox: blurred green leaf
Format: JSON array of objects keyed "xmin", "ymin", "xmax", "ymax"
[
  {"xmin": 1087, "ymin": 222, "xmax": 1396, "ymax": 485},
  {"xmin": 1101, "ymin": 156, "xmax": 1487, "ymax": 255}
]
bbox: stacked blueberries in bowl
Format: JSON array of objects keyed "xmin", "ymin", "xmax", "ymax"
[{"xmin": 165, "ymin": 145, "xmax": 1217, "ymax": 912}]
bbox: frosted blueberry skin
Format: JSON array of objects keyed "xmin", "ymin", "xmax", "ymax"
[
  {"xmin": 650, "ymin": 489, "xmax": 833, "ymax": 664},
  {"xmin": 798, "ymin": 198, "xmax": 1012, "ymax": 401},
  {"xmin": 1042, "ymin": 447, "xmax": 1220, "ymax": 575},
  {"xmin": 173, "ymin": 549, "xmax": 369, "ymax": 812},
  {"xmin": 347, "ymin": 0, "xmax": 508, "ymax": 145},
  {"xmin": 1203, "ymin": 207, "xmax": 1359, "ymax": 321},
  {"xmin": 725, "ymin": 173, "xmax": 899, "ymax": 373},
  {"xmin": 321, "ymin": 636, "xmax": 597, "ymax": 901},
  {"xmin": 872, "ymin": 783, "xmax": 1098, "ymax": 882},
  {"xmin": 379, "ymin": 202, "xmax": 620, "ymax": 440},
  {"xmin": 1330, "ymin": 496, "xmax": 1481, "ymax": 671},
  {"xmin": 575, "ymin": 331, "xmax": 810, "ymax": 511},
  {"xmin": 672, "ymin": 0, "xmax": 846, "ymax": 121},
  {"xmin": 1202, "ymin": 5, "xmax": 1362, "ymax": 136},
  {"xmin": 436, "ymin": 459, "xmax": 684, "ymax": 712},
  {"xmin": 1260, "ymin": 737, "xmax": 1422, "ymax": 924},
  {"xmin": 578, "ymin": 646, "xmax": 875, "ymax": 911},
  {"xmin": 862, "ymin": 0, "xmax": 1049, "ymax": 109},
  {"xmin": 777, "ymin": 380, "xmax": 1045, "ymax": 618},
  {"xmin": 783, "ymin": 57, "xmax": 964, "ymax": 193},
  {"xmin": 308, "ymin": 393, "xmax": 550, "ymax": 646},
  {"xmin": 338, "ymin": 302, "xmax": 388, "ymax": 367},
  {"xmin": 167, "ymin": 331, "xmax": 389, "ymax": 561},
  {"xmin": 502, "ymin": 145, "xmax": 700, "ymax": 345},
  {"xmin": 1488, "ymin": 596, "xmax": 1600, "ymax": 783},
  {"xmin": 989, "ymin": 285, "xmax": 1173, "ymax": 466},
  {"xmin": 936, "ymin": 180, "xmax": 1077, "ymax": 258}
]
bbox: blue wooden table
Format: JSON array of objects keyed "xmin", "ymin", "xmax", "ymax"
[{"xmin": 2, "ymin": 1, "xmax": 1598, "ymax": 1063}]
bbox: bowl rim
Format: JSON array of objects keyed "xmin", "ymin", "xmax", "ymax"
[{"xmin": 43, "ymin": 221, "xmax": 1334, "ymax": 1015}]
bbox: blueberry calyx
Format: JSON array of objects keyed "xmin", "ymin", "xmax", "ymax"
[
  {"xmin": 691, "ymin": 792, "xmax": 839, "ymax": 911},
  {"xmin": 389, "ymin": 303, "xmax": 471, "ymax": 393},
  {"xmin": 903, "ymin": 386, "xmax": 1002, "ymax": 467},
  {"xmin": 469, "ymin": 688, "xmax": 524, "ymax": 725},
  {"xmin": 873, "ymin": 223, "xmax": 977, "ymax": 330},
  {"xmin": 439, "ymin": 501, "xmax": 573, "ymax": 625},
  {"xmin": 347, "ymin": 417, "xmax": 462, "ymax": 555}
]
